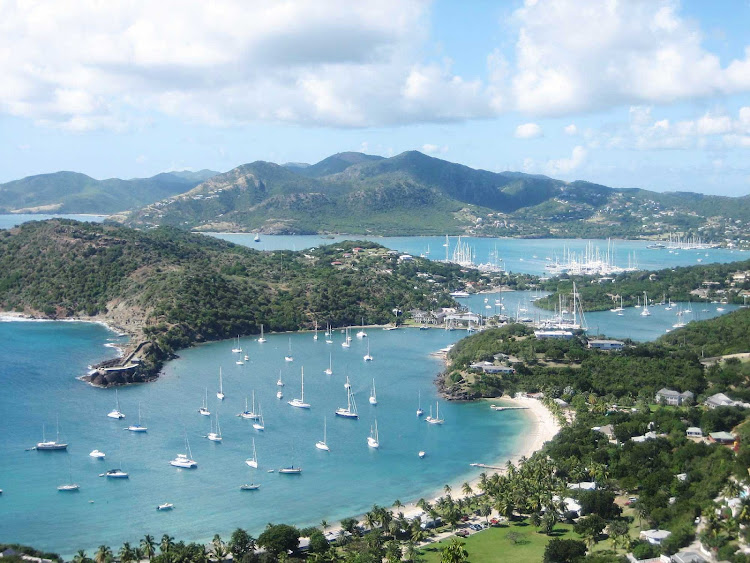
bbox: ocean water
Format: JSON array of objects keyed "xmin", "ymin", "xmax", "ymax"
[
  {"xmin": 0, "ymin": 322, "xmax": 528, "ymax": 557},
  {"xmin": 0, "ymin": 214, "xmax": 107, "ymax": 230}
]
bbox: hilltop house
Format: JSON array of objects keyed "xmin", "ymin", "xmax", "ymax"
[
  {"xmin": 704, "ymin": 392, "xmax": 750, "ymax": 409},
  {"xmin": 587, "ymin": 339, "xmax": 625, "ymax": 351},
  {"xmin": 655, "ymin": 388, "xmax": 694, "ymax": 406}
]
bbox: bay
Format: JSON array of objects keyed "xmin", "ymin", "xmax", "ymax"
[{"xmin": 0, "ymin": 214, "xmax": 107, "ymax": 230}]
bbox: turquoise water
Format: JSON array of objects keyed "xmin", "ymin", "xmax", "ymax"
[
  {"xmin": 0, "ymin": 214, "xmax": 107, "ymax": 229},
  {"xmin": 213, "ymin": 233, "xmax": 749, "ymax": 276},
  {"xmin": 0, "ymin": 321, "xmax": 528, "ymax": 557}
]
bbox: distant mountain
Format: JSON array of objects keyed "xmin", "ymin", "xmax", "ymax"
[
  {"xmin": 0, "ymin": 169, "xmax": 219, "ymax": 214},
  {"xmin": 113, "ymin": 151, "xmax": 750, "ymax": 239}
]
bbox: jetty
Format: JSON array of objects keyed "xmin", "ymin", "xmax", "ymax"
[
  {"xmin": 489, "ymin": 405, "xmax": 528, "ymax": 411},
  {"xmin": 470, "ymin": 463, "xmax": 506, "ymax": 470}
]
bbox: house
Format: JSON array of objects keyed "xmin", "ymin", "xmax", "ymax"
[
  {"xmin": 709, "ymin": 431, "xmax": 736, "ymax": 444},
  {"xmin": 534, "ymin": 329, "xmax": 574, "ymax": 339},
  {"xmin": 686, "ymin": 427, "xmax": 703, "ymax": 438},
  {"xmin": 469, "ymin": 362, "xmax": 516, "ymax": 375},
  {"xmin": 593, "ymin": 424, "xmax": 616, "ymax": 440},
  {"xmin": 639, "ymin": 529, "xmax": 672, "ymax": 545},
  {"xmin": 671, "ymin": 550, "xmax": 707, "ymax": 563},
  {"xmin": 655, "ymin": 388, "xmax": 694, "ymax": 406},
  {"xmin": 568, "ymin": 481, "xmax": 597, "ymax": 491},
  {"xmin": 588, "ymin": 339, "xmax": 625, "ymax": 351},
  {"xmin": 631, "ymin": 431, "xmax": 665, "ymax": 443},
  {"xmin": 703, "ymin": 392, "xmax": 750, "ymax": 409}
]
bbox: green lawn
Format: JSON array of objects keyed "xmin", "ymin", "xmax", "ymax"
[{"xmin": 418, "ymin": 521, "xmax": 581, "ymax": 563}]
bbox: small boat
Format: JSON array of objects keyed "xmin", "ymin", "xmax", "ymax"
[
  {"xmin": 369, "ymin": 379, "xmax": 377, "ymax": 405},
  {"xmin": 315, "ymin": 417, "xmax": 330, "ymax": 451},
  {"xmin": 36, "ymin": 420, "xmax": 68, "ymax": 451},
  {"xmin": 239, "ymin": 392, "xmax": 260, "ymax": 420},
  {"xmin": 107, "ymin": 389, "xmax": 125, "ymax": 419},
  {"xmin": 240, "ymin": 483, "xmax": 260, "ymax": 491},
  {"xmin": 367, "ymin": 420, "xmax": 380, "ymax": 449},
  {"xmin": 57, "ymin": 483, "xmax": 80, "ymax": 492},
  {"xmin": 356, "ymin": 318, "xmax": 367, "ymax": 339},
  {"xmin": 102, "ymin": 469, "xmax": 129, "ymax": 479},
  {"xmin": 324, "ymin": 353, "xmax": 333, "ymax": 375},
  {"xmin": 232, "ymin": 335, "xmax": 242, "ymax": 354},
  {"xmin": 199, "ymin": 388, "xmax": 211, "ymax": 416},
  {"xmin": 126, "ymin": 402, "xmax": 147, "ymax": 432},
  {"xmin": 278, "ymin": 466, "xmax": 302, "ymax": 474},
  {"xmin": 288, "ymin": 367, "xmax": 311, "ymax": 408},
  {"xmin": 207, "ymin": 415, "xmax": 223, "ymax": 442},
  {"xmin": 335, "ymin": 384, "xmax": 359, "ymax": 419},
  {"xmin": 254, "ymin": 233, "xmax": 260, "ymax": 242},
  {"xmin": 276, "ymin": 389, "xmax": 283, "ymax": 399},
  {"xmin": 416, "ymin": 391, "xmax": 424, "ymax": 417},
  {"xmin": 89, "ymin": 450, "xmax": 106, "ymax": 459},
  {"xmin": 363, "ymin": 341, "xmax": 373, "ymax": 362},
  {"xmin": 156, "ymin": 503, "xmax": 174, "ymax": 511},
  {"xmin": 170, "ymin": 437, "xmax": 197, "ymax": 468},
  {"xmin": 217, "ymin": 367, "xmax": 225, "ymax": 400},
  {"xmin": 285, "ymin": 338, "xmax": 294, "ymax": 362},
  {"xmin": 449, "ymin": 291, "xmax": 470, "ymax": 298},
  {"xmin": 418, "ymin": 451, "xmax": 426, "ymax": 458},
  {"xmin": 257, "ymin": 324, "xmax": 267, "ymax": 343},
  {"xmin": 253, "ymin": 409, "xmax": 265, "ymax": 431},
  {"xmin": 246, "ymin": 439, "xmax": 259, "ymax": 468}
]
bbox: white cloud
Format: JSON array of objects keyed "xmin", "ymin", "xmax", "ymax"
[
  {"xmin": 421, "ymin": 144, "xmax": 448, "ymax": 154},
  {"xmin": 506, "ymin": 0, "xmax": 750, "ymax": 115},
  {"xmin": 564, "ymin": 124, "xmax": 577, "ymax": 136},
  {"xmin": 544, "ymin": 145, "xmax": 587, "ymax": 175},
  {"xmin": 514, "ymin": 122, "xmax": 543, "ymax": 139}
]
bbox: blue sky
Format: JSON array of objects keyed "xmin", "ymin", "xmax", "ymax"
[{"xmin": 1, "ymin": 0, "xmax": 749, "ymax": 196}]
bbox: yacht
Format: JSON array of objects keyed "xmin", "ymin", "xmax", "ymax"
[
  {"xmin": 199, "ymin": 388, "xmax": 211, "ymax": 416},
  {"xmin": 240, "ymin": 483, "xmax": 260, "ymax": 491},
  {"xmin": 126, "ymin": 402, "xmax": 147, "ymax": 432},
  {"xmin": 356, "ymin": 319, "xmax": 367, "ymax": 339},
  {"xmin": 36, "ymin": 421, "xmax": 68, "ymax": 451},
  {"xmin": 277, "ymin": 371, "xmax": 284, "ymax": 386},
  {"xmin": 276, "ymin": 389, "xmax": 283, "ymax": 400},
  {"xmin": 449, "ymin": 290, "xmax": 470, "ymax": 298},
  {"xmin": 285, "ymin": 338, "xmax": 294, "ymax": 362},
  {"xmin": 102, "ymin": 469, "xmax": 129, "ymax": 479},
  {"xmin": 315, "ymin": 417, "xmax": 330, "ymax": 451},
  {"xmin": 170, "ymin": 437, "xmax": 197, "ymax": 468},
  {"xmin": 278, "ymin": 466, "xmax": 302, "ymax": 474},
  {"xmin": 416, "ymin": 391, "xmax": 424, "ymax": 417},
  {"xmin": 367, "ymin": 420, "xmax": 380, "ymax": 449},
  {"xmin": 640, "ymin": 292, "xmax": 651, "ymax": 317},
  {"xmin": 288, "ymin": 367, "xmax": 311, "ymax": 408},
  {"xmin": 207, "ymin": 415, "xmax": 223, "ymax": 442},
  {"xmin": 217, "ymin": 368, "xmax": 225, "ymax": 400},
  {"xmin": 335, "ymin": 385, "xmax": 359, "ymax": 419},
  {"xmin": 369, "ymin": 379, "xmax": 377, "ymax": 405},
  {"xmin": 418, "ymin": 451, "xmax": 426, "ymax": 458},
  {"xmin": 239, "ymin": 392, "xmax": 260, "ymax": 420},
  {"xmin": 245, "ymin": 438, "xmax": 258, "ymax": 468},
  {"xmin": 341, "ymin": 327, "xmax": 351, "ymax": 348},
  {"xmin": 89, "ymin": 450, "xmax": 106, "ymax": 459},
  {"xmin": 324, "ymin": 353, "xmax": 333, "ymax": 375},
  {"xmin": 252, "ymin": 408, "xmax": 265, "ymax": 431},
  {"xmin": 313, "ymin": 321, "xmax": 319, "ymax": 341},
  {"xmin": 257, "ymin": 324, "xmax": 267, "ymax": 343},
  {"xmin": 157, "ymin": 503, "xmax": 174, "ymax": 511},
  {"xmin": 254, "ymin": 233, "xmax": 260, "ymax": 242},
  {"xmin": 107, "ymin": 390, "xmax": 125, "ymax": 419},
  {"xmin": 425, "ymin": 402, "xmax": 444, "ymax": 425},
  {"xmin": 57, "ymin": 483, "xmax": 80, "ymax": 492},
  {"xmin": 363, "ymin": 341, "xmax": 373, "ymax": 362},
  {"xmin": 232, "ymin": 335, "xmax": 242, "ymax": 354}
]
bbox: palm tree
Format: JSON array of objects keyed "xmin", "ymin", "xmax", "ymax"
[
  {"xmin": 440, "ymin": 538, "xmax": 469, "ymax": 563},
  {"xmin": 119, "ymin": 542, "xmax": 135, "ymax": 563},
  {"xmin": 212, "ymin": 534, "xmax": 228, "ymax": 560},
  {"xmin": 394, "ymin": 499, "xmax": 403, "ymax": 510},
  {"xmin": 72, "ymin": 550, "xmax": 91, "ymax": 563},
  {"xmin": 140, "ymin": 535, "xmax": 156, "ymax": 560},
  {"xmin": 160, "ymin": 534, "xmax": 175, "ymax": 555},
  {"xmin": 444, "ymin": 484, "xmax": 452, "ymax": 496},
  {"xmin": 320, "ymin": 519, "xmax": 329, "ymax": 532},
  {"xmin": 461, "ymin": 482, "xmax": 473, "ymax": 498},
  {"xmin": 404, "ymin": 540, "xmax": 422, "ymax": 563},
  {"xmin": 94, "ymin": 545, "xmax": 112, "ymax": 563}
]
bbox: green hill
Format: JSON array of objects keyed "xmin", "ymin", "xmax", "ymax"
[{"xmin": 0, "ymin": 169, "xmax": 218, "ymax": 214}]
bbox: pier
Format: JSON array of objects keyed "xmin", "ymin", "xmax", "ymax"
[{"xmin": 489, "ymin": 405, "xmax": 528, "ymax": 411}]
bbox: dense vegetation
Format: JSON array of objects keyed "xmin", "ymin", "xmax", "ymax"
[
  {"xmin": 0, "ymin": 220, "xmax": 480, "ymax": 384},
  {"xmin": 0, "ymin": 170, "xmax": 216, "ymax": 214}
]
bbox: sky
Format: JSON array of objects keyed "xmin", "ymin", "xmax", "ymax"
[{"xmin": 1, "ymin": 0, "xmax": 750, "ymax": 196}]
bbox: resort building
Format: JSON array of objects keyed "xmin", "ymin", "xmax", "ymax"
[
  {"xmin": 686, "ymin": 427, "xmax": 704, "ymax": 438},
  {"xmin": 655, "ymin": 388, "xmax": 694, "ymax": 406},
  {"xmin": 709, "ymin": 431, "xmax": 736, "ymax": 445},
  {"xmin": 704, "ymin": 392, "xmax": 750, "ymax": 409},
  {"xmin": 534, "ymin": 329, "xmax": 574, "ymax": 339},
  {"xmin": 639, "ymin": 529, "xmax": 672, "ymax": 545},
  {"xmin": 587, "ymin": 339, "xmax": 625, "ymax": 351},
  {"xmin": 469, "ymin": 361, "xmax": 516, "ymax": 374}
]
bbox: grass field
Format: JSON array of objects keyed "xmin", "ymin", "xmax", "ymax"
[{"xmin": 418, "ymin": 520, "xmax": 581, "ymax": 563}]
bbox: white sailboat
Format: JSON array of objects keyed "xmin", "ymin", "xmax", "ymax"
[
  {"xmin": 341, "ymin": 327, "xmax": 351, "ymax": 348},
  {"xmin": 245, "ymin": 438, "xmax": 259, "ymax": 468},
  {"xmin": 239, "ymin": 391, "xmax": 260, "ymax": 420},
  {"xmin": 335, "ymin": 385, "xmax": 359, "ymax": 419},
  {"xmin": 102, "ymin": 468, "xmax": 129, "ymax": 479},
  {"xmin": 288, "ymin": 367, "xmax": 311, "ymax": 408},
  {"xmin": 57, "ymin": 460, "xmax": 79, "ymax": 491},
  {"xmin": 610, "ymin": 295, "xmax": 624, "ymax": 313},
  {"xmin": 425, "ymin": 402, "xmax": 444, "ymax": 425},
  {"xmin": 324, "ymin": 353, "xmax": 333, "ymax": 375},
  {"xmin": 325, "ymin": 324, "xmax": 333, "ymax": 344},
  {"xmin": 285, "ymin": 338, "xmax": 294, "ymax": 362},
  {"xmin": 217, "ymin": 368, "xmax": 225, "ymax": 400},
  {"xmin": 126, "ymin": 402, "xmax": 147, "ymax": 432},
  {"xmin": 315, "ymin": 417, "xmax": 330, "ymax": 451},
  {"xmin": 313, "ymin": 321, "xmax": 319, "ymax": 341},
  {"xmin": 199, "ymin": 388, "xmax": 211, "ymax": 416},
  {"xmin": 416, "ymin": 390, "xmax": 424, "ymax": 417},
  {"xmin": 640, "ymin": 292, "xmax": 651, "ymax": 317},
  {"xmin": 170, "ymin": 436, "xmax": 197, "ymax": 468},
  {"xmin": 207, "ymin": 415, "xmax": 223, "ymax": 442},
  {"xmin": 107, "ymin": 389, "xmax": 125, "ymax": 419},
  {"xmin": 253, "ymin": 407, "xmax": 265, "ymax": 431},
  {"xmin": 36, "ymin": 419, "xmax": 68, "ymax": 451},
  {"xmin": 279, "ymin": 442, "xmax": 302, "ymax": 473},
  {"xmin": 367, "ymin": 420, "xmax": 380, "ymax": 449},
  {"xmin": 276, "ymin": 388, "xmax": 283, "ymax": 399},
  {"xmin": 277, "ymin": 370, "xmax": 284, "ymax": 386},
  {"xmin": 363, "ymin": 340, "xmax": 373, "ymax": 362},
  {"xmin": 89, "ymin": 449, "xmax": 106, "ymax": 459},
  {"xmin": 369, "ymin": 379, "xmax": 377, "ymax": 405},
  {"xmin": 232, "ymin": 335, "xmax": 242, "ymax": 354},
  {"xmin": 356, "ymin": 318, "xmax": 367, "ymax": 339},
  {"xmin": 344, "ymin": 375, "xmax": 351, "ymax": 390},
  {"xmin": 258, "ymin": 324, "xmax": 267, "ymax": 343}
]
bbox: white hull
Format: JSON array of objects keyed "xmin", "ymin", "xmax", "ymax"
[
  {"xmin": 107, "ymin": 410, "xmax": 125, "ymax": 419},
  {"xmin": 335, "ymin": 409, "xmax": 358, "ymax": 418},
  {"xmin": 288, "ymin": 399, "xmax": 310, "ymax": 409},
  {"xmin": 315, "ymin": 441, "xmax": 330, "ymax": 451}
]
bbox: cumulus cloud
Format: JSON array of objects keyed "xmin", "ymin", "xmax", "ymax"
[
  {"xmin": 545, "ymin": 146, "xmax": 587, "ymax": 175},
  {"xmin": 514, "ymin": 122, "xmax": 543, "ymax": 139},
  {"xmin": 506, "ymin": 0, "xmax": 750, "ymax": 115},
  {"xmin": 421, "ymin": 144, "xmax": 448, "ymax": 154},
  {"xmin": 564, "ymin": 124, "xmax": 577, "ymax": 136}
]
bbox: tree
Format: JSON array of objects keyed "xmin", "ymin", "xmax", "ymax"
[
  {"xmin": 119, "ymin": 542, "xmax": 135, "ymax": 563},
  {"xmin": 479, "ymin": 502, "xmax": 492, "ymax": 524},
  {"xmin": 160, "ymin": 535, "xmax": 175, "ymax": 555},
  {"xmin": 141, "ymin": 535, "xmax": 156, "ymax": 561},
  {"xmin": 340, "ymin": 517, "xmax": 359, "ymax": 536},
  {"xmin": 384, "ymin": 539, "xmax": 402, "ymax": 563},
  {"xmin": 94, "ymin": 545, "xmax": 112, "ymax": 563},
  {"xmin": 229, "ymin": 528, "xmax": 255, "ymax": 559},
  {"xmin": 543, "ymin": 539, "xmax": 587, "ymax": 563},
  {"xmin": 608, "ymin": 520, "xmax": 630, "ymax": 552},
  {"xmin": 257, "ymin": 524, "xmax": 300, "ymax": 556},
  {"xmin": 440, "ymin": 538, "xmax": 469, "ymax": 563},
  {"xmin": 72, "ymin": 551, "xmax": 91, "ymax": 563},
  {"xmin": 575, "ymin": 514, "xmax": 606, "ymax": 548},
  {"xmin": 542, "ymin": 511, "xmax": 558, "ymax": 535},
  {"xmin": 308, "ymin": 530, "xmax": 330, "ymax": 555}
]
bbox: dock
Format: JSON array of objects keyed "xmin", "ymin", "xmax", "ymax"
[
  {"xmin": 470, "ymin": 463, "xmax": 506, "ymax": 470},
  {"xmin": 489, "ymin": 405, "xmax": 528, "ymax": 411}
]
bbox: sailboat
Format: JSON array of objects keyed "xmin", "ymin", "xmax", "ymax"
[
  {"xmin": 170, "ymin": 436, "xmax": 197, "ymax": 468},
  {"xmin": 313, "ymin": 321, "xmax": 319, "ymax": 341},
  {"xmin": 126, "ymin": 402, "xmax": 147, "ymax": 432},
  {"xmin": 217, "ymin": 368, "xmax": 225, "ymax": 400},
  {"xmin": 240, "ymin": 483, "xmax": 260, "ymax": 491},
  {"xmin": 199, "ymin": 388, "xmax": 211, "ymax": 416},
  {"xmin": 325, "ymin": 324, "xmax": 333, "ymax": 345},
  {"xmin": 363, "ymin": 340, "xmax": 373, "ymax": 362},
  {"xmin": 341, "ymin": 329, "xmax": 351, "ymax": 348},
  {"xmin": 324, "ymin": 353, "xmax": 333, "ymax": 375},
  {"xmin": 610, "ymin": 295, "xmax": 624, "ymax": 313},
  {"xmin": 232, "ymin": 335, "xmax": 242, "ymax": 354},
  {"xmin": 254, "ymin": 233, "xmax": 260, "ymax": 242},
  {"xmin": 239, "ymin": 391, "xmax": 260, "ymax": 420},
  {"xmin": 89, "ymin": 449, "xmax": 106, "ymax": 459},
  {"xmin": 425, "ymin": 402, "xmax": 444, "ymax": 425},
  {"xmin": 640, "ymin": 292, "xmax": 651, "ymax": 317},
  {"xmin": 279, "ymin": 442, "xmax": 302, "ymax": 474},
  {"xmin": 288, "ymin": 367, "xmax": 311, "ymax": 408},
  {"xmin": 253, "ymin": 407, "xmax": 265, "ymax": 431},
  {"xmin": 207, "ymin": 415, "xmax": 223, "ymax": 442},
  {"xmin": 344, "ymin": 376, "xmax": 351, "ymax": 390},
  {"xmin": 57, "ymin": 459, "xmax": 79, "ymax": 491},
  {"xmin": 107, "ymin": 389, "xmax": 125, "ymax": 419},
  {"xmin": 367, "ymin": 420, "xmax": 380, "ymax": 449},
  {"xmin": 335, "ymin": 385, "xmax": 359, "ymax": 419},
  {"xmin": 102, "ymin": 468, "xmax": 129, "ymax": 479},
  {"xmin": 617, "ymin": 295, "xmax": 625, "ymax": 316},
  {"xmin": 315, "ymin": 417, "xmax": 330, "ymax": 451},
  {"xmin": 285, "ymin": 338, "xmax": 294, "ymax": 362},
  {"xmin": 356, "ymin": 318, "xmax": 367, "ymax": 339},
  {"xmin": 257, "ymin": 324, "xmax": 267, "ymax": 343},
  {"xmin": 369, "ymin": 379, "xmax": 377, "ymax": 405},
  {"xmin": 245, "ymin": 438, "xmax": 259, "ymax": 468},
  {"xmin": 36, "ymin": 419, "xmax": 68, "ymax": 451},
  {"xmin": 416, "ymin": 391, "xmax": 424, "ymax": 417}
]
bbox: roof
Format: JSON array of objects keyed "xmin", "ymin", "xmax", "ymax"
[
  {"xmin": 686, "ymin": 427, "xmax": 703, "ymax": 434},
  {"xmin": 710, "ymin": 431, "xmax": 736, "ymax": 441},
  {"xmin": 640, "ymin": 529, "xmax": 672, "ymax": 540}
]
